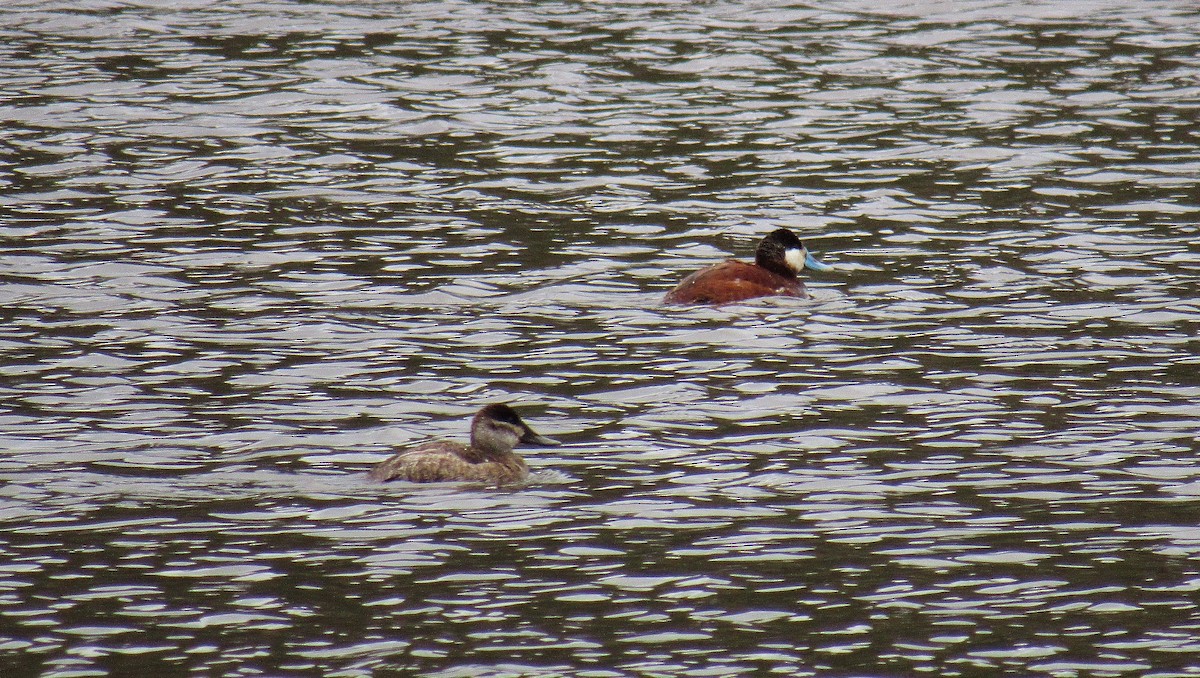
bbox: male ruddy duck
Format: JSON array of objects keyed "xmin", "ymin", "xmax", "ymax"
[
  {"xmin": 367, "ymin": 404, "xmax": 558, "ymax": 484},
  {"xmin": 663, "ymin": 228, "xmax": 832, "ymax": 305}
]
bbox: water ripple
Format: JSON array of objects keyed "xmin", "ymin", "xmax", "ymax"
[{"xmin": 3, "ymin": 0, "xmax": 1200, "ymax": 676}]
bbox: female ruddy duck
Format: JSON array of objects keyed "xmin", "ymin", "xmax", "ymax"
[
  {"xmin": 663, "ymin": 228, "xmax": 832, "ymax": 305},
  {"xmin": 367, "ymin": 404, "xmax": 558, "ymax": 484}
]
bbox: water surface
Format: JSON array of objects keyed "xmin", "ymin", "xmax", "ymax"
[{"xmin": 2, "ymin": 0, "xmax": 1200, "ymax": 675}]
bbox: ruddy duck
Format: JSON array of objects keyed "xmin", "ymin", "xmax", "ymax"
[
  {"xmin": 367, "ymin": 404, "xmax": 558, "ymax": 484},
  {"xmin": 663, "ymin": 228, "xmax": 832, "ymax": 305}
]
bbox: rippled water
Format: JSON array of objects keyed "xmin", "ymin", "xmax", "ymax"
[{"xmin": 3, "ymin": 0, "xmax": 1200, "ymax": 675}]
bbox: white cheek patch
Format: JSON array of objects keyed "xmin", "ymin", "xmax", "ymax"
[{"xmin": 784, "ymin": 248, "xmax": 806, "ymax": 272}]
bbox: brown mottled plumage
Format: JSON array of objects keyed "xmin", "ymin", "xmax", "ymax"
[
  {"xmin": 367, "ymin": 404, "xmax": 558, "ymax": 485},
  {"xmin": 663, "ymin": 228, "xmax": 831, "ymax": 305}
]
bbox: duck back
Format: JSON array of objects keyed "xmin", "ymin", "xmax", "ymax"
[
  {"xmin": 367, "ymin": 441, "xmax": 529, "ymax": 484},
  {"xmin": 663, "ymin": 260, "xmax": 806, "ymax": 305}
]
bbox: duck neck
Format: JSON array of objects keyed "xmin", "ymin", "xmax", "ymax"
[
  {"xmin": 466, "ymin": 431, "xmax": 518, "ymax": 463},
  {"xmin": 756, "ymin": 254, "xmax": 796, "ymax": 279},
  {"xmin": 461, "ymin": 445, "xmax": 522, "ymax": 470}
]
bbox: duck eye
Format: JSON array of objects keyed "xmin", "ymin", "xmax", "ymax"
[{"xmin": 491, "ymin": 421, "xmax": 521, "ymax": 435}]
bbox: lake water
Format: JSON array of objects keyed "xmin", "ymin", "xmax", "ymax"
[{"xmin": 2, "ymin": 0, "xmax": 1200, "ymax": 675}]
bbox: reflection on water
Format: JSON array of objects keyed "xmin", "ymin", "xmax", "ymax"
[{"xmin": 2, "ymin": 0, "xmax": 1200, "ymax": 675}]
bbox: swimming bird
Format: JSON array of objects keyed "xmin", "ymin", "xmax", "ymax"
[
  {"xmin": 367, "ymin": 404, "xmax": 558, "ymax": 484},
  {"xmin": 662, "ymin": 228, "xmax": 832, "ymax": 305}
]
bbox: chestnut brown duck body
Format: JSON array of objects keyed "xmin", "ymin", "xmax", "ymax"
[
  {"xmin": 368, "ymin": 404, "xmax": 558, "ymax": 484},
  {"xmin": 663, "ymin": 228, "xmax": 832, "ymax": 305}
]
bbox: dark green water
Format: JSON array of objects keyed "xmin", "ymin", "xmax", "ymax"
[{"xmin": 2, "ymin": 1, "xmax": 1199, "ymax": 676}]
